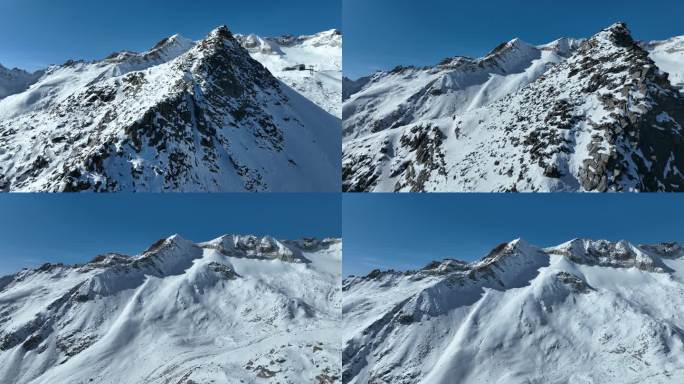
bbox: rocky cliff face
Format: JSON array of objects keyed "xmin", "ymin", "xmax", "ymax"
[
  {"xmin": 0, "ymin": 26, "xmax": 341, "ymax": 192},
  {"xmin": 343, "ymin": 23, "xmax": 684, "ymax": 192},
  {"xmin": 343, "ymin": 238, "xmax": 684, "ymax": 384}
]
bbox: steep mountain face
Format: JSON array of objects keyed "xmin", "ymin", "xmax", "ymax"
[
  {"xmin": 343, "ymin": 238, "xmax": 684, "ymax": 384},
  {"xmin": 236, "ymin": 30, "xmax": 342, "ymax": 117},
  {"xmin": 0, "ymin": 64, "xmax": 43, "ymax": 100},
  {"xmin": 343, "ymin": 23, "xmax": 684, "ymax": 192},
  {"xmin": 0, "ymin": 234, "xmax": 341, "ymax": 384},
  {"xmin": 0, "ymin": 26, "xmax": 341, "ymax": 192}
]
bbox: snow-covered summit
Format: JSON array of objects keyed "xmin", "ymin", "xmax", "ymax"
[
  {"xmin": 343, "ymin": 237, "xmax": 684, "ymax": 383},
  {"xmin": 343, "ymin": 23, "xmax": 684, "ymax": 192},
  {"xmin": 266, "ymin": 29, "xmax": 342, "ymax": 48},
  {"xmin": 0, "ymin": 25, "xmax": 341, "ymax": 192},
  {"xmin": 342, "ymin": 34, "xmax": 579, "ymax": 141},
  {"xmin": 200, "ymin": 234, "xmax": 324, "ymax": 263},
  {"xmin": 0, "ymin": 233, "xmax": 341, "ymax": 384},
  {"xmin": 102, "ymin": 33, "xmax": 195, "ymax": 65},
  {"xmin": 546, "ymin": 238, "xmax": 682, "ymax": 272},
  {"xmin": 538, "ymin": 37, "xmax": 586, "ymax": 56}
]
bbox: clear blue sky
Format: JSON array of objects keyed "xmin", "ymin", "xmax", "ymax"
[
  {"xmin": 344, "ymin": 0, "xmax": 684, "ymax": 79},
  {"xmin": 0, "ymin": 0, "xmax": 340, "ymax": 71},
  {"xmin": 0, "ymin": 194, "xmax": 340, "ymax": 276},
  {"xmin": 343, "ymin": 194, "xmax": 684, "ymax": 277}
]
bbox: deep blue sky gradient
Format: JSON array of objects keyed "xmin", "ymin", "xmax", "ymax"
[
  {"xmin": 343, "ymin": 194, "xmax": 684, "ymax": 276},
  {"xmin": 0, "ymin": 194, "xmax": 341, "ymax": 276},
  {"xmin": 344, "ymin": 0, "xmax": 684, "ymax": 79},
  {"xmin": 0, "ymin": 0, "xmax": 341, "ymax": 71}
]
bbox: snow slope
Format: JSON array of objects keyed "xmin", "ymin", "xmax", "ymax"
[
  {"xmin": 0, "ymin": 234, "xmax": 341, "ymax": 384},
  {"xmin": 236, "ymin": 30, "xmax": 342, "ymax": 117},
  {"xmin": 343, "ymin": 23, "xmax": 684, "ymax": 192},
  {"xmin": 343, "ymin": 37, "xmax": 582, "ymax": 140},
  {"xmin": 343, "ymin": 238, "xmax": 684, "ymax": 384},
  {"xmin": 0, "ymin": 26, "xmax": 341, "ymax": 192}
]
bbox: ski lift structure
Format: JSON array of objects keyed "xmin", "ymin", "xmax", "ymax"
[{"xmin": 282, "ymin": 64, "xmax": 316, "ymax": 76}]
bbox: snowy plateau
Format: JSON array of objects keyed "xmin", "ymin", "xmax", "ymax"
[
  {"xmin": 343, "ymin": 23, "xmax": 684, "ymax": 192},
  {"xmin": 0, "ymin": 235, "xmax": 341, "ymax": 384},
  {"xmin": 343, "ymin": 239, "xmax": 684, "ymax": 384},
  {"xmin": 0, "ymin": 26, "xmax": 341, "ymax": 192}
]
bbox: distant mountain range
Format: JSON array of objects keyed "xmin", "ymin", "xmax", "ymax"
[
  {"xmin": 0, "ymin": 234, "xmax": 341, "ymax": 384},
  {"xmin": 343, "ymin": 238, "xmax": 684, "ymax": 383},
  {"xmin": 0, "ymin": 26, "xmax": 341, "ymax": 192},
  {"xmin": 236, "ymin": 29, "xmax": 342, "ymax": 117},
  {"xmin": 343, "ymin": 23, "xmax": 684, "ymax": 192}
]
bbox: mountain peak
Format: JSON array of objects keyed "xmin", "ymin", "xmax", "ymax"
[
  {"xmin": 546, "ymin": 238, "xmax": 679, "ymax": 271},
  {"xmin": 143, "ymin": 233, "xmax": 192, "ymax": 254},
  {"xmin": 421, "ymin": 258, "xmax": 470, "ymax": 275},
  {"xmin": 596, "ymin": 21, "xmax": 634, "ymax": 47},
  {"xmin": 604, "ymin": 21, "xmax": 629, "ymax": 33},
  {"xmin": 0, "ymin": 24, "xmax": 340, "ymax": 192},
  {"xmin": 538, "ymin": 37, "xmax": 585, "ymax": 56},
  {"xmin": 342, "ymin": 22, "xmax": 684, "ymax": 192},
  {"xmin": 150, "ymin": 34, "xmax": 185, "ymax": 49},
  {"xmin": 486, "ymin": 37, "xmax": 535, "ymax": 58},
  {"xmin": 343, "ymin": 236, "xmax": 684, "ymax": 383},
  {"xmin": 210, "ymin": 25, "xmax": 233, "ymax": 40},
  {"xmin": 0, "ymin": 234, "xmax": 340, "ymax": 383},
  {"xmin": 202, "ymin": 234, "xmax": 308, "ymax": 263}
]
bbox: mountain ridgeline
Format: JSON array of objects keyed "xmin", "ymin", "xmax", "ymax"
[
  {"xmin": 343, "ymin": 238, "xmax": 684, "ymax": 384},
  {"xmin": 343, "ymin": 23, "xmax": 684, "ymax": 192},
  {"xmin": 0, "ymin": 26, "xmax": 341, "ymax": 192},
  {"xmin": 0, "ymin": 234, "xmax": 342, "ymax": 384}
]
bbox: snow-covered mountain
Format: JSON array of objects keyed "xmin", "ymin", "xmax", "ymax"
[
  {"xmin": 236, "ymin": 29, "xmax": 342, "ymax": 117},
  {"xmin": 343, "ymin": 238, "xmax": 684, "ymax": 384},
  {"xmin": 0, "ymin": 64, "xmax": 43, "ymax": 100},
  {"xmin": 0, "ymin": 234, "xmax": 341, "ymax": 384},
  {"xmin": 343, "ymin": 23, "xmax": 684, "ymax": 192},
  {"xmin": 643, "ymin": 36, "xmax": 684, "ymax": 91},
  {"xmin": 0, "ymin": 26, "xmax": 341, "ymax": 192},
  {"xmin": 342, "ymin": 76, "xmax": 371, "ymax": 102}
]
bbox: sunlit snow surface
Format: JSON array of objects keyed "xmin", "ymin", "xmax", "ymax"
[
  {"xmin": 0, "ymin": 235, "xmax": 341, "ymax": 384},
  {"xmin": 342, "ymin": 24, "xmax": 684, "ymax": 192},
  {"xmin": 236, "ymin": 30, "xmax": 342, "ymax": 118},
  {"xmin": 0, "ymin": 27, "xmax": 341, "ymax": 192},
  {"xmin": 343, "ymin": 239, "xmax": 684, "ymax": 384}
]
